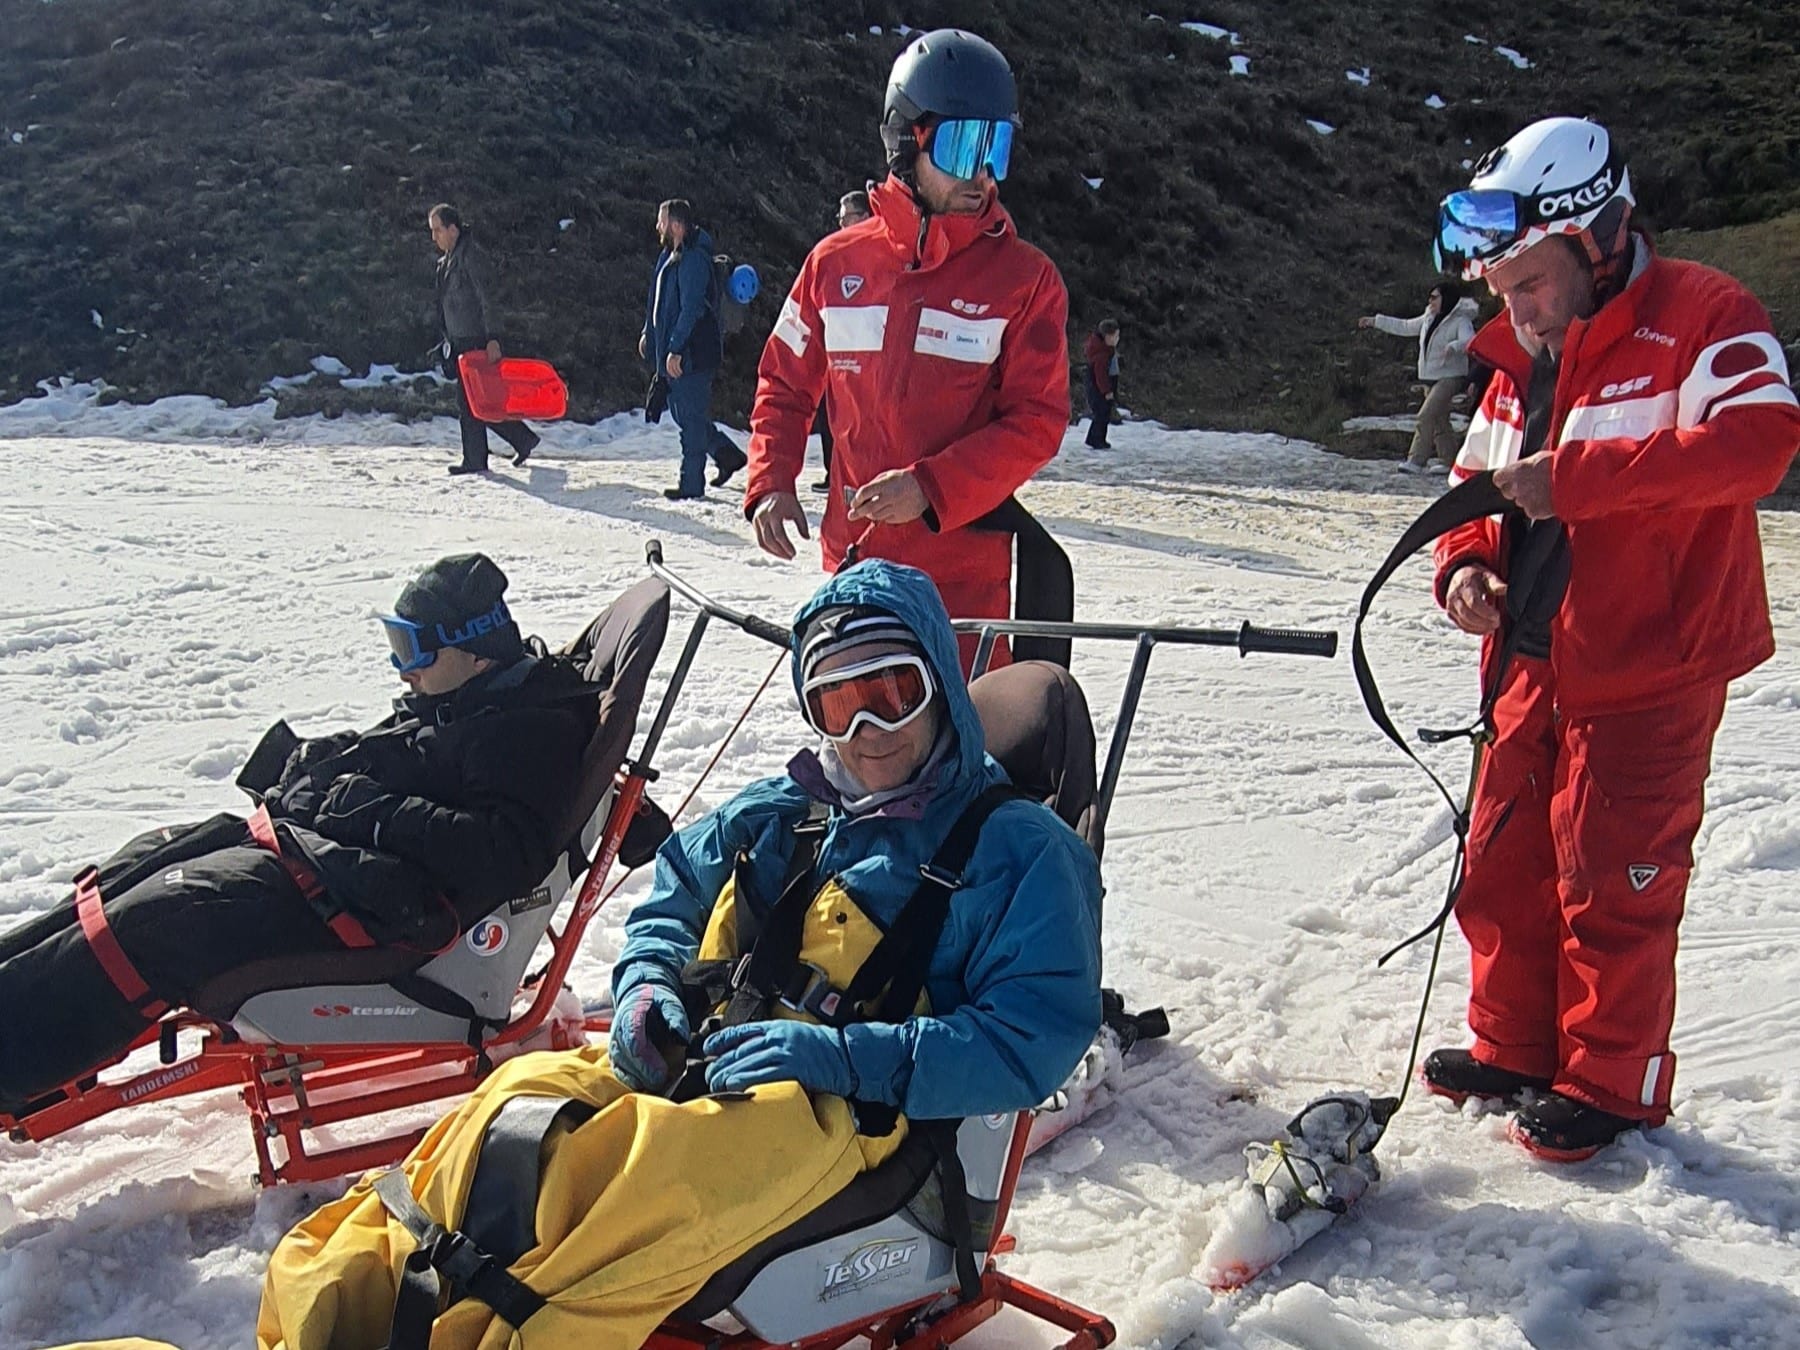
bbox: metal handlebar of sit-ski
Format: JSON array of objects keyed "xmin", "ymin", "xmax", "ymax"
[
  {"xmin": 954, "ymin": 617, "xmax": 1337, "ymax": 842},
  {"xmin": 647, "ymin": 538, "xmax": 1339, "ymax": 846}
]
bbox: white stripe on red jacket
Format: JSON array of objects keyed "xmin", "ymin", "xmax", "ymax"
[
  {"xmin": 1435, "ymin": 238, "xmax": 1800, "ymax": 717},
  {"xmin": 745, "ymin": 176, "xmax": 1070, "ymax": 592}
]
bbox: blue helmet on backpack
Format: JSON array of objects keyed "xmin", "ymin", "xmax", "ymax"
[{"xmin": 728, "ymin": 263, "xmax": 760, "ymax": 305}]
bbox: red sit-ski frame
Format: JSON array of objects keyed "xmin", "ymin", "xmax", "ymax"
[{"xmin": 1, "ymin": 771, "xmax": 648, "ymax": 1188}]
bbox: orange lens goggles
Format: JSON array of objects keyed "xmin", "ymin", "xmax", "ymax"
[{"xmin": 802, "ymin": 654, "xmax": 935, "ymax": 742}]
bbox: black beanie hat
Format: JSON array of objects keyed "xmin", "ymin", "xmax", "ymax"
[{"xmin": 392, "ymin": 553, "xmax": 524, "ymax": 660}]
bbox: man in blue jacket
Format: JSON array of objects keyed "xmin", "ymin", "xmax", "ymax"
[
  {"xmin": 609, "ymin": 559, "xmax": 1104, "ymax": 1118},
  {"xmin": 641, "ymin": 198, "xmax": 749, "ymax": 500}
]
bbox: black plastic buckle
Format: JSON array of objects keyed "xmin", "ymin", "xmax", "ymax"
[
  {"xmin": 1417, "ymin": 723, "xmax": 1477, "ymax": 746},
  {"xmin": 918, "ymin": 862, "xmax": 963, "ymax": 890},
  {"xmin": 430, "ymin": 1230, "xmax": 491, "ymax": 1286}
]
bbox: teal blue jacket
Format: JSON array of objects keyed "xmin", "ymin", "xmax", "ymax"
[{"xmin": 614, "ymin": 561, "xmax": 1103, "ymax": 1120}]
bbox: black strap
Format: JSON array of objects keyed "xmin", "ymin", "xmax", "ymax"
[
  {"xmin": 919, "ymin": 1119, "xmax": 984, "ymax": 1304},
  {"xmin": 846, "ymin": 784, "xmax": 1026, "ymax": 1028},
  {"xmin": 463, "ymin": 1097, "xmax": 593, "ymax": 1264},
  {"xmin": 711, "ymin": 815, "xmax": 830, "ymax": 1031},
  {"xmin": 377, "ymin": 1097, "xmax": 595, "ymax": 1347},
  {"xmin": 971, "ymin": 497, "xmax": 1075, "ymax": 669},
  {"xmin": 1352, "ymin": 470, "xmax": 1510, "ymax": 816},
  {"xmin": 846, "ymin": 784, "xmax": 1027, "ymax": 1139},
  {"xmin": 387, "ymin": 971, "xmax": 506, "ymax": 1061},
  {"xmin": 1352, "ymin": 472, "xmax": 1521, "ymax": 966},
  {"xmin": 376, "ymin": 1171, "xmax": 545, "ymax": 1349}
]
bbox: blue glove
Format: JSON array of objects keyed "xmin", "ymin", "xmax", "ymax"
[
  {"xmin": 608, "ymin": 981, "xmax": 690, "ymax": 1094},
  {"xmin": 703, "ymin": 1020, "xmax": 859, "ymax": 1098}
]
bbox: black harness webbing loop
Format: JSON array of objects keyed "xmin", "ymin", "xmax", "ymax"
[
  {"xmin": 1354, "ymin": 465, "xmax": 1573, "ymax": 1103},
  {"xmin": 919, "ymin": 1118, "xmax": 983, "ymax": 1304},
  {"xmin": 377, "ymin": 1096, "xmax": 595, "ymax": 1347},
  {"xmin": 1352, "ymin": 470, "xmax": 1509, "ymax": 820}
]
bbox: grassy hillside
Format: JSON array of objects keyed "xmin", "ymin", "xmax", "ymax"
[{"xmin": 3, "ymin": 0, "xmax": 1795, "ymax": 438}]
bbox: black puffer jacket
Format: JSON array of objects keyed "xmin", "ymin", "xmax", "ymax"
[{"xmin": 264, "ymin": 656, "xmax": 596, "ymax": 944}]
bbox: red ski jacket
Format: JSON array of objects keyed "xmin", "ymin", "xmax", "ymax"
[
  {"xmin": 745, "ymin": 177, "xmax": 1070, "ymax": 596},
  {"xmin": 1435, "ymin": 241, "xmax": 1800, "ymax": 716},
  {"xmin": 1084, "ymin": 332, "xmax": 1115, "ymax": 397}
]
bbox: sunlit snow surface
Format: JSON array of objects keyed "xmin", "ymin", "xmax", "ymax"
[{"xmin": 2, "ymin": 388, "xmax": 1798, "ymax": 1347}]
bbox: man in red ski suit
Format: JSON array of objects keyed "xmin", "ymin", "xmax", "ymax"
[
  {"xmin": 1422, "ymin": 117, "xmax": 1800, "ymax": 1159},
  {"xmin": 744, "ymin": 30, "xmax": 1070, "ymax": 671}
]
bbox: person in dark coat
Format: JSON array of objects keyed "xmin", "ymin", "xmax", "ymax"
[
  {"xmin": 1082, "ymin": 319, "xmax": 1121, "ymax": 449},
  {"xmin": 641, "ymin": 198, "xmax": 747, "ymax": 500},
  {"xmin": 0, "ymin": 554, "xmax": 595, "ymax": 1116},
  {"xmin": 430, "ymin": 204, "xmax": 541, "ymax": 476}
]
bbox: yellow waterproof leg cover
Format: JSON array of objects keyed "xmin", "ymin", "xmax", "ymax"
[{"xmin": 257, "ymin": 1043, "xmax": 902, "ymax": 1350}]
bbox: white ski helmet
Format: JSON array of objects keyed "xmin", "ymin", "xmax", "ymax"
[{"xmin": 1434, "ymin": 116, "xmax": 1634, "ymax": 281}]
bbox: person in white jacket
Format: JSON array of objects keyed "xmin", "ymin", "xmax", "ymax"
[{"xmin": 1360, "ymin": 283, "xmax": 1480, "ymax": 473}]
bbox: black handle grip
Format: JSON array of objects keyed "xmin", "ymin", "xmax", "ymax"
[
  {"xmin": 645, "ymin": 538, "xmax": 664, "ymax": 567},
  {"xmin": 1238, "ymin": 622, "xmax": 1338, "ymax": 659},
  {"xmin": 742, "ymin": 613, "xmax": 790, "ymax": 648}
]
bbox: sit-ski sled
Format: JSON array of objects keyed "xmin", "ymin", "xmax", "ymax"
[
  {"xmin": 633, "ymin": 546, "xmax": 1336, "ymax": 1349},
  {"xmin": 4, "ymin": 541, "xmax": 1338, "ymax": 1348}
]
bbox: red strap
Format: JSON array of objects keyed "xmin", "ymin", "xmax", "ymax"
[
  {"xmin": 246, "ymin": 805, "xmax": 376, "ymax": 949},
  {"xmin": 74, "ymin": 866, "xmax": 169, "ymax": 1018}
]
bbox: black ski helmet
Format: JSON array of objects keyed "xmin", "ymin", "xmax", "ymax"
[{"xmin": 880, "ymin": 30, "xmax": 1019, "ymax": 176}]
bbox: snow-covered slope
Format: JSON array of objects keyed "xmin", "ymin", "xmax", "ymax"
[{"xmin": 2, "ymin": 393, "xmax": 1797, "ymax": 1348}]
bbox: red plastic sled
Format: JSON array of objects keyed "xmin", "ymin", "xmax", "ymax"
[{"xmin": 457, "ymin": 350, "xmax": 568, "ymax": 421}]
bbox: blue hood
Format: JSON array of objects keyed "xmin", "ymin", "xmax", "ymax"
[{"xmin": 790, "ymin": 560, "xmax": 991, "ymax": 793}]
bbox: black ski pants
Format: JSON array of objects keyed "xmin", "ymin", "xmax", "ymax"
[
  {"xmin": 1083, "ymin": 379, "xmax": 1113, "ymax": 449},
  {"xmin": 0, "ymin": 817, "xmax": 348, "ymax": 1110},
  {"xmin": 451, "ymin": 338, "xmax": 537, "ymax": 469}
]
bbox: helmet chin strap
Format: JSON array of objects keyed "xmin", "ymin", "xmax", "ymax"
[{"xmin": 1582, "ymin": 202, "xmax": 1635, "ymax": 308}]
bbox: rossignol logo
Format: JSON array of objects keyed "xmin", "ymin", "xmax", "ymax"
[
  {"xmin": 841, "ymin": 275, "xmax": 864, "ymax": 300},
  {"xmin": 312, "ymin": 1003, "xmax": 423, "ymax": 1018},
  {"xmin": 1599, "ymin": 375, "xmax": 1654, "ymax": 400},
  {"xmin": 820, "ymin": 1238, "xmax": 919, "ymax": 1301},
  {"xmin": 949, "ymin": 297, "xmax": 991, "ymax": 316},
  {"xmin": 1633, "ymin": 326, "xmax": 1677, "ymax": 348},
  {"xmin": 120, "ymin": 1060, "xmax": 203, "ymax": 1103},
  {"xmin": 1534, "ymin": 167, "xmax": 1614, "ymax": 220},
  {"xmin": 1627, "ymin": 863, "xmax": 1660, "ymax": 892}
]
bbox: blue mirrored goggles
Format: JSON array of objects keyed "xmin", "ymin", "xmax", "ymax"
[
  {"xmin": 927, "ymin": 118, "xmax": 1014, "ymax": 183},
  {"xmin": 1432, "ymin": 188, "xmax": 1526, "ymax": 273},
  {"xmin": 379, "ymin": 614, "xmax": 443, "ymax": 673}
]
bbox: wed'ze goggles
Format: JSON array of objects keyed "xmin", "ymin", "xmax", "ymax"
[
  {"xmin": 801, "ymin": 653, "xmax": 936, "ymax": 743},
  {"xmin": 378, "ymin": 599, "xmax": 513, "ymax": 673},
  {"xmin": 379, "ymin": 615, "xmax": 444, "ymax": 673},
  {"xmin": 925, "ymin": 118, "xmax": 1014, "ymax": 182}
]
